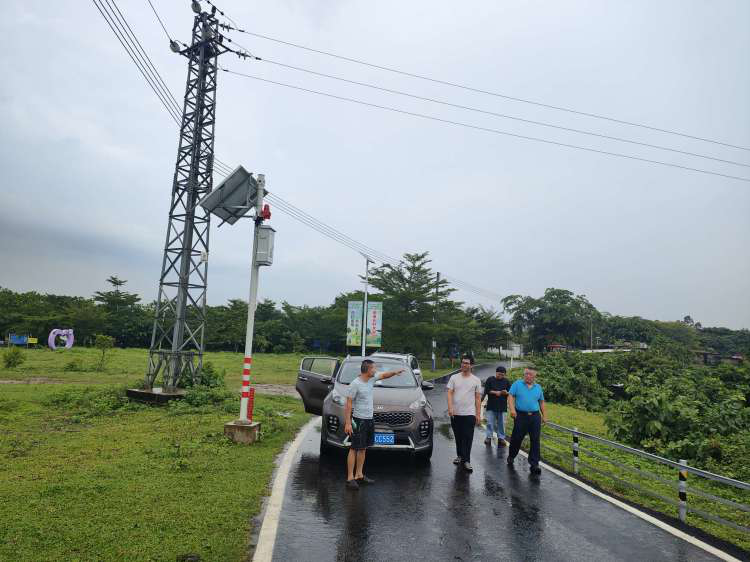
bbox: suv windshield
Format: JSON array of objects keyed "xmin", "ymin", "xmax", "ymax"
[{"xmin": 337, "ymin": 360, "xmax": 417, "ymax": 388}]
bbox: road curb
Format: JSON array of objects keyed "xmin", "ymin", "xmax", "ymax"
[
  {"xmin": 250, "ymin": 416, "xmax": 318, "ymax": 562},
  {"xmin": 515, "ymin": 448, "xmax": 742, "ymax": 562}
]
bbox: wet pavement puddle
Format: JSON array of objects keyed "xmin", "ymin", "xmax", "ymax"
[{"xmin": 270, "ymin": 364, "xmax": 721, "ymax": 561}]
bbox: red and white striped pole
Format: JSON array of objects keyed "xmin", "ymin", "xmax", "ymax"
[
  {"xmin": 240, "ymin": 356, "xmax": 254, "ymax": 422},
  {"xmin": 238, "ymin": 175, "xmax": 265, "ymax": 424}
]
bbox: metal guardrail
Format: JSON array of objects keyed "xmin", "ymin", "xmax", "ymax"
[{"xmin": 540, "ymin": 421, "xmax": 750, "ymax": 535}]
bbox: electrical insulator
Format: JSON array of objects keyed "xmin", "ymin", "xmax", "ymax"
[
  {"xmin": 170, "ymin": 40, "xmax": 181, "ymax": 53},
  {"xmin": 191, "ymin": 1, "xmax": 201, "ymax": 14},
  {"xmin": 261, "ymin": 204, "xmax": 271, "ymax": 220}
]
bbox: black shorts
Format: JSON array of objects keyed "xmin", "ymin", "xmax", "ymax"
[{"xmin": 350, "ymin": 417, "xmax": 374, "ymax": 450}]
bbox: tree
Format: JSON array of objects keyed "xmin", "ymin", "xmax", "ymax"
[
  {"xmin": 94, "ymin": 334, "xmax": 115, "ymax": 371},
  {"xmin": 601, "ymin": 315, "xmax": 657, "ymax": 345},
  {"xmin": 93, "ymin": 276, "xmax": 143, "ymax": 347},
  {"xmin": 63, "ymin": 300, "xmax": 108, "ymax": 346},
  {"xmin": 367, "ymin": 252, "xmax": 454, "ymax": 355},
  {"xmin": 502, "ymin": 288, "xmax": 600, "ymax": 352},
  {"xmin": 464, "ymin": 305, "xmax": 508, "ymax": 351}
]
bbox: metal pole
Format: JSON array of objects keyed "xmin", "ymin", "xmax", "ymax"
[
  {"xmin": 509, "ymin": 336, "xmax": 513, "ymax": 370},
  {"xmin": 573, "ymin": 427, "xmax": 580, "ymax": 475},
  {"xmin": 238, "ymin": 176, "xmax": 265, "ymax": 424},
  {"xmin": 678, "ymin": 459, "xmax": 688, "ymax": 522},
  {"xmin": 432, "ymin": 272, "xmax": 439, "ymax": 371},
  {"xmin": 590, "ymin": 316, "xmax": 593, "ymax": 350},
  {"xmin": 361, "ymin": 256, "xmax": 371, "ymax": 357}
]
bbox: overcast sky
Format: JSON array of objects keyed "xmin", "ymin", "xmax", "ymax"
[{"xmin": 2, "ymin": 0, "xmax": 749, "ymax": 328}]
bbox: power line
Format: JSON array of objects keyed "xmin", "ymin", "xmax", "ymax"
[
  {"xmin": 204, "ymin": 0, "xmax": 238, "ymax": 28},
  {"xmin": 221, "ymin": 68, "xmax": 750, "ymax": 183},
  {"xmin": 106, "ymin": 0, "xmax": 182, "ymax": 116},
  {"xmin": 223, "ymin": 27, "xmax": 750, "ymax": 152},
  {"xmin": 265, "ymin": 193, "xmax": 506, "ymax": 302},
  {"xmin": 266, "ymin": 194, "xmax": 401, "ymax": 265},
  {"xmin": 92, "ymin": 0, "xmax": 181, "ymax": 123},
  {"xmin": 252, "ymin": 57, "xmax": 749, "ymax": 169},
  {"xmin": 145, "ymin": 0, "xmax": 171, "ymax": 42},
  {"xmin": 93, "ymin": 0, "xmax": 235, "ymax": 178},
  {"xmin": 89, "ymin": 2, "xmax": 529, "ymax": 304}
]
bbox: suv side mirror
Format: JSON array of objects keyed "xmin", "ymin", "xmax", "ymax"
[
  {"xmin": 413, "ymin": 368, "xmax": 422, "ymax": 376},
  {"xmin": 421, "ymin": 380, "xmax": 434, "ymax": 390}
]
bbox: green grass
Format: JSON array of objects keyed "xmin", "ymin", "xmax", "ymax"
[
  {"xmin": 1, "ymin": 347, "xmax": 460, "ymax": 386},
  {"xmin": 509, "ymin": 403, "xmax": 750, "ymax": 553},
  {"xmin": 0, "ymin": 347, "xmax": 309, "ymax": 386},
  {"xmin": 0, "ymin": 383, "xmax": 310, "ymax": 561},
  {"xmin": 422, "ymin": 366, "xmax": 458, "ymax": 380}
]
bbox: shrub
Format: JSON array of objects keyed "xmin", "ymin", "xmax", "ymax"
[
  {"xmin": 2, "ymin": 346, "xmax": 25, "ymax": 368},
  {"xmin": 178, "ymin": 361, "xmax": 225, "ymax": 388},
  {"xmin": 43, "ymin": 385, "xmax": 143, "ymax": 419},
  {"xmin": 94, "ymin": 334, "xmax": 115, "ymax": 371},
  {"xmin": 63, "ymin": 358, "xmax": 85, "ymax": 372}
]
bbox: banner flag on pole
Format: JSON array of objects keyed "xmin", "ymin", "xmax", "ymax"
[
  {"xmin": 346, "ymin": 301, "xmax": 363, "ymax": 346},
  {"xmin": 366, "ymin": 301, "xmax": 383, "ymax": 348}
]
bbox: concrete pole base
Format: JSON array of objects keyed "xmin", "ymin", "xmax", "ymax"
[{"xmin": 224, "ymin": 420, "xmax": 261, "ymax": 444}]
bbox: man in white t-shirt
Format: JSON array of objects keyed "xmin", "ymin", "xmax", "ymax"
[{"xmin": 446, "ymin": 356, "xmax": 482, "ymax": 472}]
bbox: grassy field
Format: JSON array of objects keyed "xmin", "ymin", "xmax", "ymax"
[
  {"xmin": 0, "ymin": 381, "xmax": 310, "ymax": 561},
  {"xmin": 1, "ymin": 347, "xmax": 457, "ymax": 387},
  {"xmin": 0, "ymin": 348, "xmax": 454, "ymax": 560},
  {"xmin": 4, "ymin": 350, "xmax": 746, "ymax": 556},
  {"xmin": 513, "ymin": 403, "xmax": 750, "ymax": 553},
  {"xmin": 0, "ymin": 347, "xmax": 308, "ymax": 386}
]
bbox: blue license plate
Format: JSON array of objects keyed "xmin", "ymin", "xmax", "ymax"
[{"xmin": 374, "ymin": 433, "xmax": 395, "ymax": 445}]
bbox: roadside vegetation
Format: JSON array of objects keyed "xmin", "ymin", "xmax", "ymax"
[
  {"xmin": 3, "ymin": 258, "xmax": 749, "ymax": 555},
  {"xmin": 505, "ymin": 353, "xmax": 750, "ymax": 552},
  {"xmin": 0, "ymin": 380, "xmax": 309, "ymax": 561}
]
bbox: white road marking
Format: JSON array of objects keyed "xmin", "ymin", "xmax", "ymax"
[
  {"xmin": 252, "ymin": 417, "xmax": 318, "ymax": 562},
  {"xmin": 516, "ymin": 449, "xmax": 740, "ymax": 562},
  {"xmin": 253, "ymin": 405, "xmax": 738, "ymax": 562}
]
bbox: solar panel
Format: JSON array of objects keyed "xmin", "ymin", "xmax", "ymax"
[{"xmin": 198, "ymin": 165, "xmax": 260, "ymax": 225}]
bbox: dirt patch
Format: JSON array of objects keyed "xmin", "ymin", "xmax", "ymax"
[
  {"xmin": 242, "ymin": 384, "xmax": 299, "ymax": 399},
  {"xmin": 0, "ymin": 377, "xmax": 64, "ymax": 384}
]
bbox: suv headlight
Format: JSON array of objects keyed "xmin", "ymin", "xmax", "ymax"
[
  {"xmin": 331, "ymin": 390, "xmax": 346, "ymax": 406},
  {"xmin": 409, "ymin": 395, "xmax": 427, "ymax": 410}
]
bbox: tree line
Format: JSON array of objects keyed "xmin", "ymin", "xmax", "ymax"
[{"xmin": 1, "ymin": 252, "xmax": 747, "ymax": 358}]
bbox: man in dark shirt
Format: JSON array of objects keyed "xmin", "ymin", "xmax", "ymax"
[{"xmin": 482, "ymin": 366, "xmax": 511, "ymax": 446}]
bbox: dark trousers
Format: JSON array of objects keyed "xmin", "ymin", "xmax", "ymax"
[
  {"xmin": 451, "ymin": 415, "xmax": 476, "ymax": 463},
  {"xmin": 508, "ymin": 411, "xmax": 542, "ymax": 467}
]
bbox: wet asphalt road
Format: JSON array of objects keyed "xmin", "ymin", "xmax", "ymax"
[{"xmin": 271, "ymin": 364, "xmax": 718, "ymax": 561}]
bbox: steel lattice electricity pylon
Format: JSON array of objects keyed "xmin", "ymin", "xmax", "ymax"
[{"xmin": 145, "ymin": 4, "xmax": 229, "ymax": 390}]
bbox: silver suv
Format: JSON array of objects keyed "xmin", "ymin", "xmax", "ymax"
[
  {"xmin": 295, "ymin": 355, "xmax": 435, "ymax": 461},
  {"xmin": 369, "ymin": 352, "xmax": 424, "ymax": 384}
]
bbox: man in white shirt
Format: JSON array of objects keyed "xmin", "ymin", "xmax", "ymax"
[{"xmin": 446, "ymin": 356, "xmax": 482, "ymax": 472}]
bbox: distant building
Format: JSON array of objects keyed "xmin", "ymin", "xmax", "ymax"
[
  {"xmin": 693, "ymin": 350, "xmax": 721, "ymax": 366},
  {"xmin": 489, "ymin": 343, "xmax": 524, "ymax": 358}
]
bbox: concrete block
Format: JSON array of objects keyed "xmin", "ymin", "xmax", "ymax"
[
  {"xmin": 224, "ymin": 421, "xmax": 261, "ymax": 444},
  {"xmin": 126, "ymin": 387, "xmax": 186, "ymax": 404}
]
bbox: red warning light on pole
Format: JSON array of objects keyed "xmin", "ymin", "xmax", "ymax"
[{"xmin": 261, "ymin": 204, "xmax": 271, "ymax": 220}]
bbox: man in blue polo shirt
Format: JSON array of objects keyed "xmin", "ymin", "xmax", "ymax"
[{"xmin": 507, "ymin": 367, "xmax": 547, "ymax": 475}]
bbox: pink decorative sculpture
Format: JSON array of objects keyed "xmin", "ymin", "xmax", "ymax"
[{"xmin": 48, "ymin": 329, "xmax": 75, "ymax": 350}]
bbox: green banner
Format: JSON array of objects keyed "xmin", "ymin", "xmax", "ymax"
[
  {"xmin": 365, "ymin": 301, "xmax": 383, "ymax": 347},
  {"xmin": 346, "ymin": 301, "xmax": 363, "ymax": 346}
]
